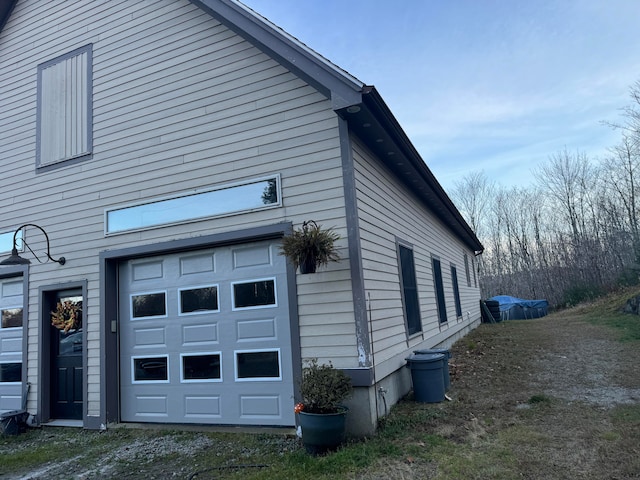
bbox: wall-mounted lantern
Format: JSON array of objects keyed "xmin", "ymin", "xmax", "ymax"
[{"xmin": 0, "ymin": 223, "xmax": 66, "ymax": 266}]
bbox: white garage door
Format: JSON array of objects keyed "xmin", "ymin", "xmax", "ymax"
[
  {"xmin": 119, "ymin": 240, "xmax": 295, "ymax": 426},
  {"xmin": 0, "ymin": 277, "xmax": 24, "ymax": 413}
]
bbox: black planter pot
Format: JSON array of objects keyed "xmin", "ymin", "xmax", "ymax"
[
  {"xmin": 298, "ymin": 256, "xmax": 317, "ymax": 274},
  {"xmin": 297, "ymin": 408, "xmax": 348, "ymax": 455}
]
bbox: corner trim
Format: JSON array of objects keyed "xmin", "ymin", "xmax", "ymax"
[{"xmin": 338, "ymin": 117, "xmax": 370, "ymax": 368}]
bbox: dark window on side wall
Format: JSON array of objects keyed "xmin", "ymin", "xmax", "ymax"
[
  {"xmin": 398, "ymin": 245, "xmax": 422, "ymax": 335},
  {"xmin": 432, "ymin": 257, "xmax": 447, "ymax": 324},
  {"xmin": 451, "ymin": 265, "xmax": 462, "ymax": 318},
  {"xmin": 472, "ymin": 257, "xmax": 477, "ymax": 288},
  {"xmin": 464, "ymin": 253, "xmax": 471, "ymax": 287}
]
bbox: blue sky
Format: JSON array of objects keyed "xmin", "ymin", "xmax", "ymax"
[{"xmin": 240, "ymin": 0, "xmax": 640, "ymax": 191}]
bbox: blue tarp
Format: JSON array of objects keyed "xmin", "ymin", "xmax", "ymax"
[{"xmin": 489, "ymin": 295, "xmax": 549, "ymax": 320}]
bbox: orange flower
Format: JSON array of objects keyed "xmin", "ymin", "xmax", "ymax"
[{"xmin": 294, "ymin": 403, "xmax": 304, "ymax": 414}]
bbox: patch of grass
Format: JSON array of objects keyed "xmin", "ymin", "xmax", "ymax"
[
  {"xmin": 569, "ymin": 285, "xmax": 640, "ymax": 341},
  {"xmin": 498, "ymin": 424, "xmax": 550, "ymax": 447},
  {"xmin": 377, "ymin": 403, "xmax": 443, "ymax": 440},
  {"xmin": 431, "ymin": 444, "xmax": 518, "ymax": 480},
  {"xmin": 0, "ymin": 444, "xmax": 61, "ymax": 472},
  {"xmin": 585, "ymin": 312, "xmax": 640, "ymax": 341},
  {"xmin": 611, "ymin": 404, "xmax": 640, "ymax": 425},
  {"xmin": 600, "ymin": 431, "xmax": 621, "ymax": 441},
  {"xmin": 528, "ymin": 394, "xmax": 552, "ymax": 405}
]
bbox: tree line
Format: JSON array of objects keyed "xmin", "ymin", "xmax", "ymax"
[{"xmin": 449, "ymin": 81, "xmax": 640, "ymax": 308}]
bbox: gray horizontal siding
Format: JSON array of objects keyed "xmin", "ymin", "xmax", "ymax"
[
  {"xmin": 352, "ymin": 138, "xmax": 481, "ymax": 376},
  {"xmin": 1, "ymin": 0, "xmax": 359, "ymax": 415}
]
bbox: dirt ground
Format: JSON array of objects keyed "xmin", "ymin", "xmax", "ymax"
[
  {"xmin": 357, "ymin": 301, "xmax": 640, "ymax": 480},
  {"xmin": 433, "ymin": 311, "xmax": 640, "ymax": 479},
  {"xmin": 2, "ymin": 304, "xmax": 640, "ymax": 479}
]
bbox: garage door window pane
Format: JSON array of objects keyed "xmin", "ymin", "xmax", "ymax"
[
  {"xmin": 132, "ymin": 292, "xmax": 166, "ymax": 318},
  {"xmin": 236, "ymin": 351, "xmax": 280, "ymax": 380},
  {"xmin": 182, "ymin": 354, "xmax": 221, "ymax": 382},
  {"xmin": 133, "ymin": 357, "xmax": 168, "ymax": 382},
  {"xmin": 233, "ymin": 279, "xmax": 276, "ymax": 309},
  {"xmin": 0, "ymin": 363, "xmax": 22, "ymax": 382},
  {"xmin": 180, "ymin": 286, "xmax": 218, "ymax": 314},
  {"xmin": 1, "ymin": 308, "xmax": 22, "ymax": 328}
]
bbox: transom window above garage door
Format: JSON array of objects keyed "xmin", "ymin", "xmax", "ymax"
[{"xmin": 105, "ymin": 176, "xmax": 280, "ymax": 234}]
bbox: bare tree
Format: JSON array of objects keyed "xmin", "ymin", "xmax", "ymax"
[
  {"xmin": 601, "ymin": 134, "xmax": 640, "ymax": 265},
  {"xmin": 534, "ymin": 149, "xmax": 594, "ymax": 245},
  {"xmin": 450, "ymin": 171, "xmax": 495, "ymax": 240},
  {"xmin": 447, "ymin": 79, "xmax": 640, "ymax": 306}
]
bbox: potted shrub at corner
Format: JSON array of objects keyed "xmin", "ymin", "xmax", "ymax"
[
  {"xmin": 279, "ymin": 220, "xmax": 340, "ymax": 274},
  {"xmin": 295, "ymin": 359, "xmax": 353, "ymax": 455}
]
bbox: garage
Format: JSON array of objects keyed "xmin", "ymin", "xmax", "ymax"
[
  {"xmin": 0, "ymin": 276, "xmax": 24, "ymax": 413},
  {"xmin": 118, "ymin": 240, "xmax": 295, "ymax": 426}
]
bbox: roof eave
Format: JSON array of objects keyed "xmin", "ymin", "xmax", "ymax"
[
  {"xmin": 338, "ymin": 87, "xmax": 484, "ymax": 254},
  {"xmin": 0, "ymin": 0, "xmax": 18, "ymax": 34},
  {"xmin": 190, "ymin": 0, "xmax": 365, "ymax": 110}
]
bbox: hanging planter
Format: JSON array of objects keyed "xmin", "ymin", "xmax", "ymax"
[
  {"xmin": 51, "ymin": 300, "xmax": 82, "ymax": 333},
  {"xmin": 279, "ymin": 220, "xmax": 340, "ymax": 274}
]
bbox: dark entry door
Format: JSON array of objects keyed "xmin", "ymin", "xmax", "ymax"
[{"xmin": 50, "ymin": 292, "xmax": 83, "ymax": 420}]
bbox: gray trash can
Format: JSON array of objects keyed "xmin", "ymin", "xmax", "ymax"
[
  {"xmin": 414, "ymin": 348, "xmax": 452, "ymax": 391},
  {"xmin": 405, "ymin": 353, "xmax": 445, "ymax": 403}
]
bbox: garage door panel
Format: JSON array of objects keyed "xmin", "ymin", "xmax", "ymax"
[
  {"xmin": 0, "ymin": 389, "xmax": 21, "ymax": 411},
  {"xmin": 131, "ymin": 260, "xmax": 164, "ymax": 282},
  {"xmin": 0, "ymin": 277, "xmax": 24, "ymax": 414},
  {"xmin": 1, "ymin": 280, "xmax": 22, "ymax": 299},
  {"xmin": 180, "ymin": 253, "xmax": 216, "ymax": 276},
  {"xmin": 236, "ymin": 317, "xmax": 277, "ymax": 341},
  {"xmin": 134, "ymin": 395, "xmax": 168, "ymax": 417},
  {"xmin": 240, "ymin": 395, "xmax": 281, "ymax": 418},
  {"xmin": 184, "ymin": 395, "xmax": 221, "ymax": 418},
  {"xmin": 133, "ymin": 326, "xmax": 167, "ymax": 348},
  {"xmin": 1, "ymin": 335, "xmax": 22, "ymax": 356},
  {"xmin": 182, "ymin": 322, "xmax": 219, "ymax": 345},
  {"xmin": 120, "ymin": 241, "xmax": 294, "ymax": 426},
  {"xmin": 232, "ymin": 244, "xmax": 272, "ymax": 269}
]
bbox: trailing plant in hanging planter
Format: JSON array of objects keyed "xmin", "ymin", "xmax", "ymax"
[{"xmin": 279, "ymin": 220, "xmax": 340, "ymax": 274}]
